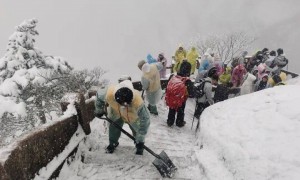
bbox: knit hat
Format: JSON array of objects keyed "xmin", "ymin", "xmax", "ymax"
[
  {"xmin": 115, "ymin": 87, "xmax": 133, "ymax": 105},
  {"xmin": 207, "ymin": 67, "xmax": 217, "ymax": 78},
  {"xmin": 114, "ymin": 80, "xmax": 134, "ymax": 105},
  {"xmin": 138, "ymin": 60, "xmax": 146, "ymax": 70}
]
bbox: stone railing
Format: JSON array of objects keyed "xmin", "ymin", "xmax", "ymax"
[{"xmin": 0, "ymin": 93, "xmax": 94, "ymax": 180}]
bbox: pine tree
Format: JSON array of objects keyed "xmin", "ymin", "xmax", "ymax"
[
  {"xmin": 0, "ymin": 19, "xmax": 107, "ymax": 146},
  {"xmin": 0, "ymin": 19, "xmax": 73, "ymax": 145}
]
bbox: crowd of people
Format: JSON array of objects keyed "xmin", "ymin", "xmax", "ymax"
[{"xmin": 94, "ymin": 45, "xmax": 290, "ymax": 156}]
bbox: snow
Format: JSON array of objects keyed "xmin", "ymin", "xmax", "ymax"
[
  {"xmin": 0, "ymin": 96, "xmax": 26, "ymax": 119},
  {"xmin": 196, "ymin": 85, "xmax": 300, "ymax": 180},
  {"xmin": 49, "ymin": 82, "xmax": 300, "ymax": 179}
]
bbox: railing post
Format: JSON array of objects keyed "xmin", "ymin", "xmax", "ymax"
[{"xmin": 61, "ymin": 93, "xmax": 91, "ymax": 135}]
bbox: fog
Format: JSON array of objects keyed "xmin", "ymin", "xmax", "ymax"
[{"xmin": 1, "ymin": 0, "xmax": 299, "ymax": 81}]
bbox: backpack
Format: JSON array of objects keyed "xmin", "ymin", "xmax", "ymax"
[
  {"xmin": 193, "ymin": 79, "xmax": 211, "ymax": 98},
  {"xmin": 165, "ymin": 75, "xmax": 188, "ymax": 109}
]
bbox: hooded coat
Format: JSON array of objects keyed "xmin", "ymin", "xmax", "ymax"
[
  {"xmin": 254, "ymin": 74, "xmax": 271, "ymax": 91},
  {"xmin": 257, "ymin": 63, "xmax": 267, "ymax": 80},
  {"xmin": 219, "ymin": 67, "xmax": 231, "ymax": 85},
  {"xmin": 187, "ymin": 47, "xmax": 199, "ymax": 74},
  {"xmin": 95, "ymin": 80, "xmax": 150, "ymax": 143},
  {"xmin": 196, "ymin": 77, "xmax": 214, "ymax": 105},
  {"xmin": 268, "ymin": 72, "xmax": 287, "ymax": 87},
  {"xmin": 174, "ymin": 47, "xmax": 187, "ymax": 72},
  {"xmin": 240, "ymin": 72, "xmax": 256, "ymax": 95},
  {"xmin": 231, "ymin": 64, "xmax": 247, "ymax": 87},
  {"xmin": 141, "ymin": 62, "xmax": 163, "ymax": 106}
]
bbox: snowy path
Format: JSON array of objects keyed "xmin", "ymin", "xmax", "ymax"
[{"xmin": 57, "ymin": 98, "xmax": 206, "ymax": 179}]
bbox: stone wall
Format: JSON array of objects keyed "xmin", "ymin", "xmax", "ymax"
[
  {"xmin": 0, "ymin": 92, "xmax": 93, "ymax": 180},
  {"xmin": 0, "ymin": 116, "xmax": 78, "ymax": 180}
]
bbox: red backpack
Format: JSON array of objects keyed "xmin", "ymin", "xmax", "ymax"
[{"xmin": 165, "ymin": 75, "xmax": 188, "ymax": 110}]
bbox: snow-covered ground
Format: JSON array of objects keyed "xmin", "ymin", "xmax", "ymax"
[{"xmin": 47, "ymin": 78, "xmax": 300, "ymax": 180}]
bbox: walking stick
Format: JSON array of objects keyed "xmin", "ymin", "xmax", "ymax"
[{"xmin": 191, "ymin": 102, "xmax": 198, "ymax": 130}]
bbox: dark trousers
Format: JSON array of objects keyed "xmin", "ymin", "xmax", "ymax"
[
  {"xmin": 167, "ymin": 101, "xmax": 186, "ymax": 126},
  {"xmin": 194, "ymin": 102, "xmax": 210, "ymax": 119}
]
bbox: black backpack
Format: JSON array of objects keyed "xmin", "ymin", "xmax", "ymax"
[{"xmin": 193, "ymin": 79, "xmax": 211, "ymax": 98}]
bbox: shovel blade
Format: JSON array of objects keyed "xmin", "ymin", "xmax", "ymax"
[{"xmin": 152, "ymin": 151, "xmax": 177, "ymax": 178}]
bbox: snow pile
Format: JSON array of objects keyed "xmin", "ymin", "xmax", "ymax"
[
  {"xmin": 196, "ymin": 85, "xmax": 300, "ymax": 180},
  {"xmin": 56, "ymin": 118, "xmax": 108, "ymax": 180}
]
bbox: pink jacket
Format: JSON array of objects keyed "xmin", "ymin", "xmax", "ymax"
[{"xmin": 231, "ymin": 64, "xmax": 247, "ymax": 87}]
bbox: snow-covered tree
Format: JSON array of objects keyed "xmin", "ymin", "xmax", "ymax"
[
  {"xmin": 195, "ymin": 31, "xmax": 256, "ymax": 64},
  {"xmin": 0, "ymin": 19, "xmax": 107, "ymax": 146}
]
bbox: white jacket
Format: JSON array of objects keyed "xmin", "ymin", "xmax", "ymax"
[{"xmin": 240, "ymin": 73, "xmax": 256, "ymax": 95}]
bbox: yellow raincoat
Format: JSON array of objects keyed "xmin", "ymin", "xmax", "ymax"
[
  {"xmin": 187, "ymin": 47, "xmax": 199, "ymax": 74},
  {"xmin": 268, "ymin": 72, "xmax": 287, "ymax": 87},
  {"xmin": 174, "ymin": 47, "xmax": 187, "ymax": 72}
]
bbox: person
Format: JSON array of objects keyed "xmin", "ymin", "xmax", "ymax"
[
  {"xmin": 268, "ymin": 72, "xmax": 287, "ymax": 87},
  {"xmin": 272, "ymin": 74, "xmax": 286, "ymax": 86},
  {"xmin": 138, "ymin": 60, "xmax": 163, "ymax": 115},
  {"xmin": 212, "ymin": 54, "xmax": 224, "ymax": 76},
  {"xmin": 219, "ymin": 66, "xmax": 232, "ymax": 86},
  {"xmin": 194, "ymin": 67, "xmax": 216, "ymax": 120},
  {"xmin": 146, "ymin": 54, "xmax": 157, "ymax": 64},
  {"xmin": 254, "ymin": 74, "xmax": 270, "ymax": 91},
  {"xmin": 231, "ymin": 51, "xmax": 248, "ymax": 68},
  {"xmin": 239, "ymin": 51, "xmax": 248, "ymax": 66},
  {"xmin": 196, "ymin": 50, "xmax": 213, "ymax": 81},
  {"xmin": 240, "ymin": 72, "xmax": 257, "ymax": 95},
  {"xmin": 94, "ymin": 80, "xmax": 150, "ymax": 155},
  {"xmin": 261, "ymin": 48, "xmax": 269, "ymax": 63},
  {"xmin": 231, "ymin": 64, "xmax": 247, "ymax": 87},
  {"xmin": 257, "ymin": 63, "xmax": 268, "ymax": 80},
  {"xmin": 174, "ymin": 46, "xmax": 187, "ymax": 73},
  {"xmin": 118, "ymin": 75, "xmax": 132, "ymax": 83},
  {"xmin": 213, "ymin": 75, "xmax": 240, "ymax": 103},
  {"xmin": 271, "ymin": 48, "xmax": 289, "ymax": 75},
  {"xmin": 187, "ymin": 46, "xmax": 199, "ymax": 75},
  {"xmin": 265, "ymin": 50, "xmax": 276, "ymax": 67},
  {"xmin": 166, "ymin": 60, "xmax": 193, "ymax": 127},
  {"xmin": 246, "ymin": 51, "xmax": 263, "ymax": 72},
  {"xmin": 157, "ymin": 53, "xmax": 168, "ymax": 79}
]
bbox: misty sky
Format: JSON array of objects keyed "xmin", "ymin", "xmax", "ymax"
[{"xmin": 1, "ymin": 0, "xmax": 300, "ymax": 81}]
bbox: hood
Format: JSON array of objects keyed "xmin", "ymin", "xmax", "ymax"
[{"xmin": 225, "ymin": 67, "xmax": 232, "ymax": 74}]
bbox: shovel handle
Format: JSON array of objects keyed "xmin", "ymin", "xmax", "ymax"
[
  {"xmin": 97, "ymin": 116, "xmax": 162, "ymax": 160},
  {"xmin": 141, "ymin": 90, "xmax": 145, "ymax": 100}
]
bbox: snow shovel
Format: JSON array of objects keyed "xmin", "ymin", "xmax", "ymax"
[{"xmin": 97, "ymin": 115, "xmax": 177, "ymax": 178}]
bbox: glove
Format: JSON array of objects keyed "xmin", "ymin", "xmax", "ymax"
[
  {"xmin": 135, "ymin": 142, "xmax": 144, "ymax": 155},
  {"xmin": 94, "ymin": 112, "xmax": 106, "ymax": 118}
]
